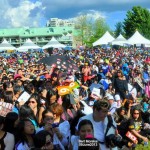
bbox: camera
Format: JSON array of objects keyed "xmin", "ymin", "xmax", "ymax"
[
  {"xmin": 52, "ymin": 123, "xmax": 59, "ymax": 128},
  {"xmin": 105, "ymin": 134, "xmax": 123, "ymax": 148}
]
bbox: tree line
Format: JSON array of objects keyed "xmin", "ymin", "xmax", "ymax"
[{"xmin": 75, "ymin": 6, "xmax": 150, "ymax": 47}]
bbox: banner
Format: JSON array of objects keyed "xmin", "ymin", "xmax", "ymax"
[
  {"xmin": 57, "ymin": 86, "xmax": 72, "ymax": 96},
  {"xmin": 69, "ymin": 82, "xmax": 80, "ymax": 89},
  {"xmin": 0, "ymin": 102, "xmax": 13, "ymax": 117}
]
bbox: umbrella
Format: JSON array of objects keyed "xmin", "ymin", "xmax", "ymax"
[
  {"xmin": 38, "ymin": 55, "xmax": 79, "ymax": 72},
  {"xmin": 89, "ymin": 83, "xmax": 103, "ymax": 91},
  {"xmin": 64, "ymin": 46, "xmax": 72, "ymax": 51}
]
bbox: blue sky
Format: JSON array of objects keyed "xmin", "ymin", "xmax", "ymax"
[{"xmin": 0, "ymin": 0, "xmax": 149, "ymax": 30}]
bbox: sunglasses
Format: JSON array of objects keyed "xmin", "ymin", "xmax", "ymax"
[
  {"xmin": 100, "ymin": 102, "xmax": 109, "ymax": 108},
  {"xmin": 29, "ymin": 101, "xmax": 36, "ymax": 104},
  {"xmin": 133, "ymin": 113, "xmax": 139, "ymax": 114},
  {"xmin": 45, "ymin": 117, "xmax": 54, "ymax": 121}
]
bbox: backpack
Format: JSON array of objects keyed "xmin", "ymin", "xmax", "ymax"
[{"xmin": 105, "ymin": 115, "xmax": 122, "ymax": 148}]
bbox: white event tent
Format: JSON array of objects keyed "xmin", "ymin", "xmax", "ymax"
[
  {"xmin": 42, "ymin": 37, "xmax": 66, "ymax": 49},
  {"xmin": 0, "ymin": 39, "xmax": 16, "ymax": 51},
  {"xmin": 127, "ymin": 31, "xmax": 150, "ymax": 45},
  {"xmin": 111, "ymin": 34, "xmax": 127, "ymax": 46},
  {"xmin": 17, "ymin": 39, "xmax": 41, "ymax": 52},
  {"xmin": 93, "ymin": 31, "xmax": 114, "ymax": 46}
]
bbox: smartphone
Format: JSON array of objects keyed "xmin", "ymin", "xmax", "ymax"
[{"xmin": 52, "ymin": 123, "xmax": 59, "ymax": 128}]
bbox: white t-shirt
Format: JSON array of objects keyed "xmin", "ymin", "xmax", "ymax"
[
  {"xmin": 15, "ymin": 142, "xmax": 30, "ymax": 150},
  {"xmin": 77, "ymin": 114, "xmax": 104, "ymax": 142},
  {"xmin": 109, "ymin": 102, "xmax": 118, "ymax": 115},
  {"xmin": 71, "ymin": 135, "xmax": 79, "ymax": 150},
  {"xmin": 36, "ymin": 121, "xmax": 70, "ymax": 149},
  {"xmin": 3, "ymin": 132, "xmax": 15, "ymax": 150},
  {"xmin": 77, "ymin": 114, "xmax": 118, "ymax": 150}
]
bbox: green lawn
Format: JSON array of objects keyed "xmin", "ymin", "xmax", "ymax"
[{"xmin": 135, "ymin": 141, "xmax": 150, "ymax": 150}]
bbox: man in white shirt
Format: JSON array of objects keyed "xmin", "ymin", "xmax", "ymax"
[{"xmin": 77, "ymin": 100, "xmax": 118, "ymax": 150}]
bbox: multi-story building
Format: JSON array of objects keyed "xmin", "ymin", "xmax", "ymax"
[
  {"xmin": 0, "ymin": 26, "xmax": 78, "ymax": 48},
  {"xmin": 47, "ymin": 18, "xmax": 75, "ymax": 27}
]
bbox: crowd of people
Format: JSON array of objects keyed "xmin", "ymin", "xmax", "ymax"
[{"xmin": 0, "ymin": 47, "xmax": 150, "ymax": 150}]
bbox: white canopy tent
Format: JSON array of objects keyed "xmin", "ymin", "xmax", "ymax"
[
  {"xmin": 17, "ymin": 39, "xmax": 41, "ymax": 52},
  {"xmin": 127, "ymin": 31, "xmax": 150, "ymax": 45},
  {"xmin": 111, "ymin": 34, "xmax": 127, "ymax": 46},
  {"xmin": 42, "ymin": 37, "xmax": 66, "ymax": 49},
  {"xmin": 0, "ymin": 39, "xmax": 16, "ymax": 51},
  {"xmin": 93, "ymin": 31, "xmax": 115, "ymax": 46},
  {"xmin": 145, "ymin": 44, "xmax": 150, "ymax": 47}
]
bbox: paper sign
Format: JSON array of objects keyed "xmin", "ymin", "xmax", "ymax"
[
  {"xmin": 92, "ymin": 88, "xmax": 100, "ymax": 97},
  {"xmin": 17, "ymin": 91, "xmax": 31, "ymax": 103},
  {"xmin": 126, "ymin": 131, "xmax": 137, "ymax": 143},
  {"xmin": 0, "ymin": 102, "xmax": 13, "ymax": 117}
]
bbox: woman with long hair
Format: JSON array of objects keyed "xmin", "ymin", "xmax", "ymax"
[
  {"xmin": 15, "ymin": 119, "xmax": 35, "ymax": 150},
  {"xmin": 27, "ymin": 94, "xmax": 40, "ymax": 120},
  {"xmin": 128, "ymin": 108, "xmax": 150, "ymax": 145},
  {"xmin": 19, "ymin": 105, "xmax": 39, "ymax": 130},
  {"xmin": 114, "ymin": 70, "xmax": 128, "ymax": 100}
]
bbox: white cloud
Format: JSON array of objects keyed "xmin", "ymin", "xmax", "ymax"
[
  {"xmin": 2, "ymin": 0, "xmax": 44, "ymax": 28},
  {"xmin": 67, "ymin": 10, "xmax": 106, "ymax": 23},
  {"xmin": 84, "ymin": 10, "xmax": 106, "ymax": 20},
  {"xmin": 0, "ymin": 0, "xmax": 150, "ymax": 28}
]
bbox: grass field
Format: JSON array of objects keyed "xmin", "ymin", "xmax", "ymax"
[{"xmin": 135, "ymin": 141, "xmax": 150, "ymax": 150}]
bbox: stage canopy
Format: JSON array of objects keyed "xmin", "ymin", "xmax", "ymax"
[
  {"xmin": 93, "ymin": 31, "xmax": 114, "ymax": 46},
  {"xmin": 17, "ymin": 39, "xmax": 41, "ymax": 52},
  {"xmin": 42, "ymin": 37, "xmax": 66, "ymax": 49},
  {"xmin": 127, "ymin": 31, "xmax": 150, "ymax": 45},
  {"xmin": 0, "ymin": 39, "xmax": 16, "ymax": 51},
  {"xmin": 111, "ymin": 34, "xmax": 127, "ymax": 46}
]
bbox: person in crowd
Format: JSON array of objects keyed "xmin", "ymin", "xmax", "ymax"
[
  {"xmin": 3, "ymin": 112, "xmax": 19, "ymax": 135},
  {"xmin": 2, "ymin": 91, "xmax": 14, "ymax": 104},
  {"xmin": 14, "ymin": 78, "xmax": 24, "ymax": 91},
  {"xmin": 0, "ymin": 116, "xmax": 15, "ymax": 150},
  {"xmin": 113, "ymin": 107, "xmax": 131, "ymax": 138},
  {"xmin": 46, "ymin": 90, "xmax": 58, "ymax": 107},
  {"xmin": 33, "ymin": 130, "xmax": 54, "ymax": 150},
  {"xmin": 128, "ymin": 108, "xmax": 150, "ymax": 145},
  {"xmin": 105, "ymin": 83, "xmax": 115, "ymax": 97},
  {"xmin": 114, "ymin": 94, "xmax": 122, "ymax": 108},
  {"xmin": 50, "ymin": 103, "xmax": 71, "ymax": 148},
  {"xmin": 3, "ymin": 81, "xmax": 13, "ymax": 92},
  {"xmin": 61, "ymin": 94, "xmax": 77, "ymax": 123},
  {"xmin": 70, "ymin": 119, "xmax": 96, "ymax": 150},
  {"xmin": 82, "ymin": 62, "xmax": 91, "ymax": 83},
  {"xmin": 38, "ymin": 87, "xmax": 47, "ymax": 124},
  {"xmin": 37, "ymin": 109, "xmax": 65, "ymax": 150},
  {"xmin": 19, "ymin": 105, "xmax": 39, "ymax": 130},
  {"xmin": 77, "ymin": 100, "xmax": 118, "ymax": 150},
  {"xmin": 114, "ymin": 70, "xmax": 128, "ymax": 100},
  {"xmin": 141, "ymin": 96, "xmax": 150, "ymax": 113},
  {"xmin": 27, "ymin": 94, "xmax": 40, "ymax": 120},
  {"xmin": 107, "ymin": 95, "xmax": 118, "ymax": 115},
  {"xmin": 15, "ymin": 118, "xmax": 35, "ymax": 150}
]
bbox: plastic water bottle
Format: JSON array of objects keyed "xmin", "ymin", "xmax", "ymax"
[{"xmin": 144, "ymin": 141, "xmax": 148, "ymax": 146}]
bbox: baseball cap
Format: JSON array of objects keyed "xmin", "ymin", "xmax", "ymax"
[
  {"xmin": 115, "ymin": 94, "xmax": 121, "ymax": 101},
  {"xmin": 107, "ymin": 95, "xmax": 114, "ymax": 100}
]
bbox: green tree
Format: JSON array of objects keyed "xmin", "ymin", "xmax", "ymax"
[
  {"xmin": 92, "ymin": 18, "xmax": 109, "ymax": 41},
  {"xmin": 74, "ymin": 14, "xmax": 110, "ymax": 47},
  {"xmin": 114, "ymin": 22, "xmax": 124, "ymax": 38},
  {"xmin": 123, "ymin": 6, "xmax": 150, "ymax": 39}
]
